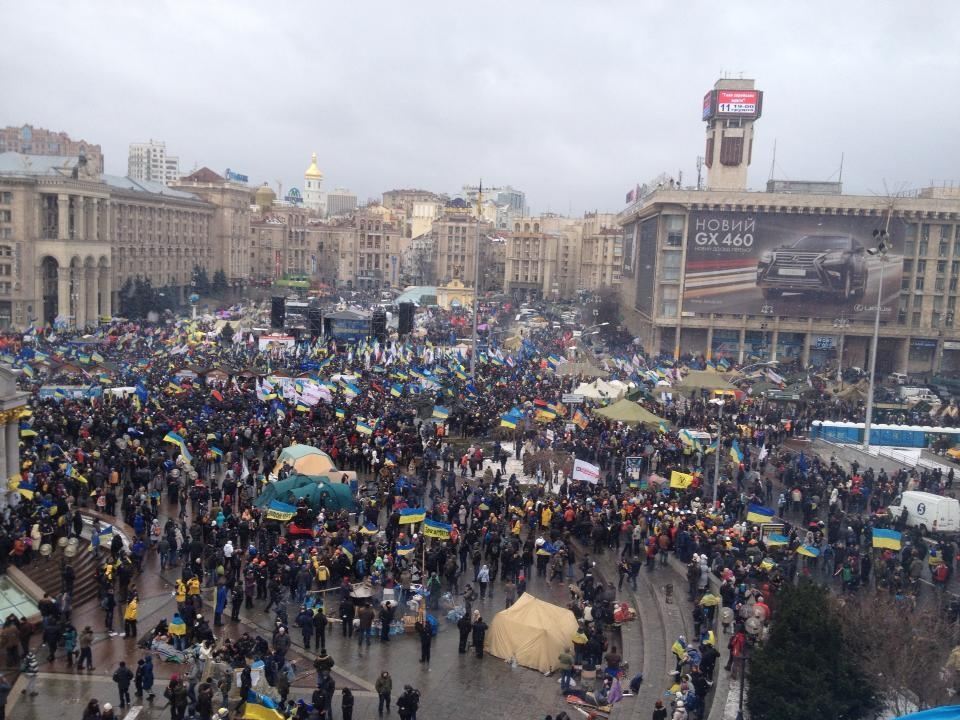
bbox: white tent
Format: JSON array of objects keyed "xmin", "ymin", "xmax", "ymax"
[{"xmin": 486, "ymin": 594, "xmax": 579, "ymax": 673}]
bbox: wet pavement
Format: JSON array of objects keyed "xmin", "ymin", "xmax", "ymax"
[{"xmin": 6, "ymin": 552, "xmax": 651, "ymax": 720}]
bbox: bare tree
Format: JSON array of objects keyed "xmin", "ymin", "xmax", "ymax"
[{"xmin": 835, "ymin": 592, "xmax": 955, "ymax": 715}]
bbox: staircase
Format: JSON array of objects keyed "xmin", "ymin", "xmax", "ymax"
[{"xmin": 26, "ymin": 540, "xmax": 100, "ymax": 608}]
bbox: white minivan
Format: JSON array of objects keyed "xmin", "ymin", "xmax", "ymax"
[{"xmin": 888, "ymin": 491, "xmax": 960, "ymax": 534}]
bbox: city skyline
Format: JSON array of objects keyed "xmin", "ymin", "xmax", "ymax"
[{"xmin": 2, "ymin": 1, "xmax": 959, "ymax": 214}]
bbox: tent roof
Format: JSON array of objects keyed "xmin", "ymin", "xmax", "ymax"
[
  {"xmin": 486, "ymin": 594, "xmax": 579, "ymax": 673},
  {"xmin": 594, "ymin": 398, "xmax": 669, "ymax": 428},
  {"xmin": 278, "ymin": 444, "xmax": 330, "ymax": 461},
  {"xmin": 677, "ymin": 370, "xmax": 737, "ymax": 392},
  {"xmin": 553, "ymin": 361, "xmax": 608, "ymax": 378}
]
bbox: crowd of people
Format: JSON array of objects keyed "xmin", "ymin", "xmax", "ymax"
[{"xmin": 0, "ymin": 297, "xmax": 954, "ymax": 720}]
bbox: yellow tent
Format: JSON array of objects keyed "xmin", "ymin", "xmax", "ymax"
[{"xmin": 486, "ymin": 593, "xmax": 579, "ymax": 673}]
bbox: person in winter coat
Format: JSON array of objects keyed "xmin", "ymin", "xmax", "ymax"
[
  {"xmin": 375, "ymin": 671, "xmax": 392, "ymax": 715},
  {"xmin": 273, "ymin": 627, "xmax": 291, "ymax": 658},
  {"xmin": 313, "ymin": 607, "xmax": 328, "ymax": 653},
  {"xmin": 20, "ymin": 650, "xmax": 39, "ymax": 696},
  {"xmin": 62, "ymin": 624, "xmax": 78, "ymax": 667},
  {"xmin": 415, "ymin": 621, "xmax": 432, "ymax": 665},
  {"xmin": 295, "ymin": 607, "xmax": 314, "ymax": 649},
  {"xmin": 123, "ymin": 596, "xmax": 138, "ymax": 639},
  {"xmin": 471, "ymin": 616, "xmax": 488, "ymax": 659},
  {"xmin": 112, "ymin": 661, "xmax": 134, "ymax": 709},
  {"xmin": 141, "ymin": 655, "xmax": 155, "ymax": 701},
  {"xmin": 457, "ymin": 613, "xmax": 472, "ymax": 653},
  {"xmin": 214, "ymin": 584, "xmax": 228, "ymax": 627},
  {"xmin": 341, "ymin": 688, "xmax": 354, "ymax": 720},
  {"xmin": 78, "ymin": 626, "xmax": 95, "ymax": 670}
]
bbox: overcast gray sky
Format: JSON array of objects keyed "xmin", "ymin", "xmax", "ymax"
[{"xmin": 2, "ymin": 1, "xmax": 958, "ymax": 214}]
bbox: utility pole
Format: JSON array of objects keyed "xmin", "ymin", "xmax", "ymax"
[{"xmin": 470, "ymin": 180, "xmax": 482, "ymax": 379}]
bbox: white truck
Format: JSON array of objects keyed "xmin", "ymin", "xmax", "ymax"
[{"xmin": 888, "ymin": 491, "xmax": 960, "ymax": 534}]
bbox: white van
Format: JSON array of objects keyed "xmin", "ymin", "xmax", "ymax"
[{"xmin": 888, "ymin": 491, "xmax": 960, "ymax": 534}]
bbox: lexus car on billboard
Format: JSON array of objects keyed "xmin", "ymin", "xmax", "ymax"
[{"xmin": 682, "ymin": 211, "xmax": 904, "ymax": 320}]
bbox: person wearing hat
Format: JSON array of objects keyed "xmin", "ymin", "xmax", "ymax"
[
  {"xmin": 375, "ymin": 671, "xmax": 392, "ymax": 716},
  {"xmin": 100, "ymin": 703, "xmax": 115, "ymax": 720}
]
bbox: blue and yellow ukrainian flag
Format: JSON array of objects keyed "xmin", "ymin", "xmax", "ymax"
[
  {"xmin": 872, "ymin": 528, "xmax": 902, "ymax": 551},
  {"xmin": 390, "ymin": 384, "xmax": 403, "ymax": 398},
  {"xmin": 729, "ymin": 440, "xmax": 743, "ymax": 464},
  {"xmin": 398, "ymin": 507, "xmax": 426, "ymax": 525},
  {"xmin": 335, "ymin": 408, "xmax": 346, "ymax": 420},
  {"xmin": 432, "ymin": 405, "xmax": 450, "ymax": 420},
  {"xmin": 340, "ymin": 540, "xmax": 356, "ymax": 562},
  {"xmin": 396, "ymin": 543, "xmax": 416, "ymax": 557},
  {"xmin": 746, "ymin": 504, "xmax": 776, "ymax": 524},
  {"xmin": 243, "ymin": 690, "xmax": 284, "ymax": 720},
  {"xmin": 355, "ymin": 420, "xmax": 373, "ymax": 435},
  {"xmin": 765, "ymin": 533, "xmax": 789, "ymax": 547}
]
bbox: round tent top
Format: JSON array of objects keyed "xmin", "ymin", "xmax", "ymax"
[
  {"xmin": 305, "ymin": 152, "xmax": 323, "ymax": 180},
  {"xmin": 273, "ymin": 444, "xmax": 336, "ymax": 477}
]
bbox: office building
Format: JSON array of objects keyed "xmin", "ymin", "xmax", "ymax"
[
  {"xmin": 128, "ymin": 140, "xmax": 181, "ymax": 186},
  {"xmin": 0, "ymin": 125, "xmax": 104, "ymax": 174},
  {"xmin": 618, "ymin": 79, "xmax": 960, "ymax": 376},
  {"xmin": 326, "ymin": 188, "xmax": 358, "ymax": 217}
]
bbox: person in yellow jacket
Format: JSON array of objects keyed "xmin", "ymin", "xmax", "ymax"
[
  {"xmin": 123, "ymin": 595, "xmax": 139, "ymax": 639},
  {"xmin": 175, "ymin": 579, "xmax": 187, "ymax": 605},
  {"xmin": 186, "ymin": 576, "xmax": 200, "ymax": 597},
  {"xmin": 541, "ymin": 505, "xmax": 553, "ymax": 529}
]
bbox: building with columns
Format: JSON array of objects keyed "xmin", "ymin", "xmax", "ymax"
[
  {"xmin": 0, "ymin": 151, "xmax": 215, "ymax": 329},
  {"xmin": 0, "ymin": 366, "xmax": 28, "ymax": 500},
  {"xmin": 173, "ymin": 168, "xmax": 252, "ymax": 284}
]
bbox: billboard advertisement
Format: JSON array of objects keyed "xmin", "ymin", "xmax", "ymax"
[
  {"xmin": 702, "ymin": 91, "xmax": 714, "ymax": 121},
  {"xmin": 621, "ymin": 223, "xmax": 636, "ymax": 277},
  {"xmin": 715, "ymin": 89, "xmax": 762, "ymax": 118},
  {"xmin": 682, "ymin": 211, "xmax": 905, "ymax": 321}
]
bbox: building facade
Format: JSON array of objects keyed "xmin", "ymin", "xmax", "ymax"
[
  {"xmin": 0, "ymin": 126, "xmax": 104, "ymax": 174},
  {"xmin": 0, "ymin": 151, "xmax": 214, "ymax": 329},
  {"xmin": 128, "ymin": 140, "xmax": 181, "ymax": 186},
  {"xmin": 326, "ymin": 188, "xmax": 358, "ymax": 217},
  {"xmin": 618, "ymin": 186, "xmax": 960, "ymax": 376},
  {"xmin": 351, "ymin": 207, "xmax": 405, "ymax": 290},
  {"xmin": 173, "ymin": 168, "xmax": 252, "ymax": 284}
]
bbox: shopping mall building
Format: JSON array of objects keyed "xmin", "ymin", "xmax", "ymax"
[{"xmin": 618, "ymin": 79, "xmax": 960, "ymax": 378}]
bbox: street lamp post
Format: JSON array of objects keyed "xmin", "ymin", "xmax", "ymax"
[
  {"xmin": 863, "ymin": 229, "xmax": 891, "ymax": 448},
  {"xmin": 712, "ymin": 399, "xmax": 723, "ymax": 509}
]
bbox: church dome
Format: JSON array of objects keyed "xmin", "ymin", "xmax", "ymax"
[
  {"xmin": 254, "ymin": 183, "xmax": 276, "ymax": 212},
  {"xmin": 305, "ymin": 152, "xmax": 323, "ymax": 181}
]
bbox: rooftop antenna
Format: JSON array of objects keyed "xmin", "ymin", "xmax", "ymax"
[{"xmin": 768, "ymin": 139, "xmax": 777, "ymax": 182}]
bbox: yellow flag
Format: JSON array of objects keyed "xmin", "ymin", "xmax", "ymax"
[{"xmin": 670, "ymin": 470, "xmax": 693, "ymax": 489}]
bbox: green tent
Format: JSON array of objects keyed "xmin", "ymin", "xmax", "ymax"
[
  {"xmin": 676, "ymin": 370, "xmax": 737, "ymax": 393},
  {"xmin": 594, "ymin": 398, "xmax": 669, "ymax": 429},
  {"xmin": 256, "ymin": 473, "xmax": 356, "ymax": 513}
]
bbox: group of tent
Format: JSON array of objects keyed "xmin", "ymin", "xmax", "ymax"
[{"xmin": 256, "ymin": 444, "xmax": 357, "ymax": 515}]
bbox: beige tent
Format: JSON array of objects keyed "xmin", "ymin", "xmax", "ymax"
[
  {"xmin": 272, "ymin": 444, "xmax": 336, "ymax": 478},
  {"xmin": 594, "ymin": 398, "xmax": 670, "ymax": 429},
  {"xmin": 486, "ymin": 594, "xmax": 579, "ymax": 673}
]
